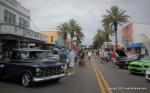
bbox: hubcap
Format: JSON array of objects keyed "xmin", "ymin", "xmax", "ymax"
[{"xmin": 22, "ymin": 73, "xmax": 30, "ymax": 87}]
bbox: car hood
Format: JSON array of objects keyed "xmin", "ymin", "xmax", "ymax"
[
  {"xmin": 130, "ymin": 60, "xmax": 150, "ymax": 65},
  {"xmin": 11, "ymin": 58, "xmax": 63, "ymax": 68}
]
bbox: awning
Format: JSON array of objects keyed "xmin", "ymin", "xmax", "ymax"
[{"xmin": 129, "ymin": 43, "xmax": 143, "ymax": 48}]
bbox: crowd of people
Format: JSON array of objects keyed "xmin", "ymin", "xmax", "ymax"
[{"xmin": 54, "ymin": 47, "xmax": 86, "ymax": 76}]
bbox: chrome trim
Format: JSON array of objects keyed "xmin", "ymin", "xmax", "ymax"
[
  {"xmin": 32, "ymin": 74, "xmax": 65, "ymax": 82},
  {"xmin": 145, "ymin": 74, "xmax": 150, "ymax": 80}
]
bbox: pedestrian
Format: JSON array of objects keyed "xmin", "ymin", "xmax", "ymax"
[
  {"xmin": 76, "ymin": 50, "xmax": 80, "ymax": 62},
  {"xmin": 79, "ymin": 49, "xmax": 85, "ymax": 68},
  {"xmin": 102, "ymin": 51, "xmax": 109, "ymax": 63},
  {"xmin": 111, "ymin": 50, "xmax": 119, "ymax": 66},
  {"xmin": 88, "ymin": 51, "xmax": 92, "ymax": 61},
  {"xmin": 99, "ymin": 50, "xmax": 103, "ymax": 63},
  {"xmin": 68, "ymin": 49, "xmax": 75, "ymax": 75},
  {"xmin": 59, "ymin": 48, "xmax": 68, "ymax": 74}
]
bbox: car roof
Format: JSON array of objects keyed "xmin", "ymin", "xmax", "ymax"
[{"xmin": 13, "ymin": 48, "xmax": 51, "ymax": 52}]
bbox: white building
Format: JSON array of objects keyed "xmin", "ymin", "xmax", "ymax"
[
  {"xmin": 0, "ymin": 0, "xmax": 48, "ymax": 51},
  {"xmin": 0, "ymin": 0, "xmax": 30, "ymax": 28}
]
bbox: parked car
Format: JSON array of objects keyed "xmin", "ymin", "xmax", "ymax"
[
  {"xmin": 145, "ymin": 68, "xmax": 150, "ymax": 81},
  {"xmin": 116, "ymin": 54, "xmax": 140, "ymax": 69},
  {"xmin": 128, "ymin": 56, "xmax": 150, "ymax": 74},
  {"xmin": 0, "ymin": 48, "xmax": 65, "ymax": 87}
]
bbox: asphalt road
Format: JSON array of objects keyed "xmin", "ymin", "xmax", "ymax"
[
  {"xmin": 95, "ymin": 59, "xmax": 150, "ymax": 93},
  {"xmin": 0, "ymin": 58, "xmax": 150, "ymax": 93}
]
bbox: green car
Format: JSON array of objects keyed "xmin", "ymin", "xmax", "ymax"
[{"xmin": 128, "ymin": 56, "xmax": 150, "ymax": 74}]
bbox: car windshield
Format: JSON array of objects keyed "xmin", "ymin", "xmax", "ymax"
[
  {"xmin": 12, "ymin": 50, "xmax": 54, "ymax": 60},
  {"xmin": 141, "ymin": 56, "xmax": 150, "ymax": 60}
]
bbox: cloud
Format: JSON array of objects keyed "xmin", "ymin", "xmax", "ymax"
[{"xmin": 19, "ymin": 0, "xmax": 150, "ymax": 45}]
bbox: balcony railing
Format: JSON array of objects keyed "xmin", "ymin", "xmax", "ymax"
[{"xmin": 0, "ymin": 23, "xmax": 48, "ymax": 42}]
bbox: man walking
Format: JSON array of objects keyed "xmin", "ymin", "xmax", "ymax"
[
  {"xmin": 88, "ymin": 50, "xmax": 92, "ymax": 61},
  {"xmin": 69, "ymin": 49, "xmax": 75, "ymax": 75},
  {"xmin": 59, "ymin": 48, "xmax": 68, "ymax": 74}
]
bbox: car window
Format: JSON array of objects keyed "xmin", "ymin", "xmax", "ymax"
[
  {"xmin": 19, "ymin": 51, "xmax": 55, "ymax": 59},
  {"xmin": 21, "ymin": 52, "xmax": 29, "ymax": 59},
  {"xmin": 45, "ymin": 51, "xmax": 54, "ymax": 57},
  {"xmin": 127, "ymin": 54, "xmax": 138, "ymax": 59}
]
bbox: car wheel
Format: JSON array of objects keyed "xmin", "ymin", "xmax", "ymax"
[
  {"xmin": 21, "ymin": 72, "xmax": 32, "ymax": 87},
  {"xmin": 119, "ymin": 65, "xmax": 123, "ymax": 69}
]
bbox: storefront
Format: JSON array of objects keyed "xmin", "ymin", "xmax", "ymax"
[{"xmin": 129, "ymin": 43, "xmax": 147, "ymax": 54}]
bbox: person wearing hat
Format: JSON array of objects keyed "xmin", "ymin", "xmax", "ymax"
[{"xmin": 59, "ymin": 48, "xmax": 68, "ymax": 73}]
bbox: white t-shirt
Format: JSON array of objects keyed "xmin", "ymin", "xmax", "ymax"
[
  {"xmin": 88, "ymin": 52, "xmax": 92, "ymax": 57},
  {"xmin": 69, "ymin": 50, "xmax": 75, "ymax": 67}
]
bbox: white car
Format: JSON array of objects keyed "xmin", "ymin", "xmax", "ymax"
[{"xmin": 145, "ymin": 68, "xmax": 150, "ymax": 81}]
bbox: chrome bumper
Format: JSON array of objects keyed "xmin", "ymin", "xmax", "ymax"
[
  {"xmin": 146, "ymin": 74, "xmax": 150, "ymax": 80},
  {"xmin": 32, "ymin": 74, "xmax": 66, "ymax": 82}
]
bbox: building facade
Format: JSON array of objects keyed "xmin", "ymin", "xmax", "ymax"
[
  {"xmin": 40, "ymin": 30, "xmax": 60, "ymax": 44},
  {"xmin": 121, "ymin": 23, "xmax": 134, "ymax": 47},
  {"xmin": 0, "ymin": 0, "xmax": 48, "ymax": 53},
  {"xmin": 121, "ymin": 23, "xmax": 150, "ymax": 54}
]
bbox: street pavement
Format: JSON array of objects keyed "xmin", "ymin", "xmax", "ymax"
[
  {"xmin": 0, "ymin": 57, "xmax": 150, "ymax": 93},
  {"xmin": 95, "ymin": 58, "xmax": 150, "ymax": 93}
]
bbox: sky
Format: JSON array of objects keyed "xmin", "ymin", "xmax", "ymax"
[{"xmin": 19, "ymin": 0, "xmax": 150, "ymax": 45}]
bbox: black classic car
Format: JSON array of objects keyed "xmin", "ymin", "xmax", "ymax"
[
  {"xmin": 0, "ymin": 48, "xmax": 65, "ymax": 87},
  {"xmin": 116, "ymin": 54, "xmax": 141, "ymax": 69}
]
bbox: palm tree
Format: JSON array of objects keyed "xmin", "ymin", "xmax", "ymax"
[
  {"xmin": 57, "ymin": 22, "xmax": 70, "ymax": 47},
  {"xmin": 102, "ymin": 5, "xmax": 129, "ymax": 49},
  {"xmin": 93, "ymin": 29, "xmax": 106, "ymax": 48},
  {"xmin": 68, "ymin": 19, "xmax": 84, "ymax": 48},
  {"xmin": 57, "ymin": 19, "xmax": 84, "ymax": 48},
  {"xmin": 103, "ymin": 26, "xmax": 113, "ymax": 48}
]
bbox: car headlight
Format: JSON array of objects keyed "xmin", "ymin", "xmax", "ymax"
[
  {"xmin": 61, "ymin": 66, "xmax": 64, "ymax": 69},
  {"xmin": 36, "ymin": 68, "xmax": 41, "ymax": 76},
  {"xmin": 57, "ymin": 56, "xmax": 60, "ymax": 62}
]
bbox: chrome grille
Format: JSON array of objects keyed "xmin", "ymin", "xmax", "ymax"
[
  {"xmin": 41, "ymin": 67, "xmax": 63, "ymax": 77},
  {"xmin": 130, "ymin": 64, "xmax": 142, "ymax": 68}
]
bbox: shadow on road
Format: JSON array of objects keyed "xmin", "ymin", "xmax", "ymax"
[
  {"xmin": 32, "ymin": 80, "xmax": 64, "ymax": 88},
  {"xmin": 0, "ymin": 78, "xmax": 65, "ymax": 88}
]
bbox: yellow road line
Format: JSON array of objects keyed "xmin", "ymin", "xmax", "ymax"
[
  {"xmin": 91, "ymin": 62, "xmax": 106, "ymax": 93},
  {"xmin": 93, "ymin": 62, "xmax": 113, "ymax": 93}
]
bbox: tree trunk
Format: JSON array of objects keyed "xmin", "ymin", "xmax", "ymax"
[
  {"xmin": 107, "ymin": 32, "xmax": 109, "ymax": 49},
  {"xmin": 114, "ymin": 22, "xmax": 118, "ymax": 49},
  {"xmin": 115, "ymin": 30, "xmax": 118, "ymax": 49}
]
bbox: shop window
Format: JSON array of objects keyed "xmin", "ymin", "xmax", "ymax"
[{"xmin": 4, "ymin": 10, "xmax": 8, "ymax": 23}]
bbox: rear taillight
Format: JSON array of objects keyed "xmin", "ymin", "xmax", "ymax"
[{"xmin": 125, "ymin": 62, "xmax": 129, "ymax": 64}]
